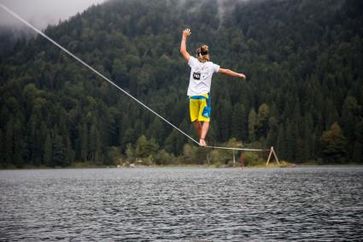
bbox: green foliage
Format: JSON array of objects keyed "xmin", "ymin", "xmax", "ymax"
[
  {"xmin": 181, "ymin": 144, "xmax": 198, "ymax": 164},
  {"xmin": 243, "ymin": 152, "xmax": 265, "ymax": 167},
  {"xmin": 320, "ymin": 122, "xmax": 347, "ymax": 163},
  {"xmin": 135, "ymin": 135, "xmax": 159, "ymax": 158},
  {"xmin": 43, "ymin": 133, "xmax": 52, "ymax": 166},
  {"xmin": 0, "ymin": 0, "xmax": 362, "ymax": 167},
  {"xmin": 154, "ymin": 149, "xmax": 175, "ymax": 165},
  {"xmin": 248, "ymin": 108, "xmax": 257, "ymax": 142}
]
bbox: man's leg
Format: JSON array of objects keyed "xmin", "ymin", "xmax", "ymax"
[
  {"xmin": 193, "ymin": 121, "xmax": 202, "ymax": 138},
  {"xmin": 199, "ymin": 121, "xmax": 210, "ymax": 146}
]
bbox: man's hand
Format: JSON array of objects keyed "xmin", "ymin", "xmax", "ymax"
[
  {"xmin": 239, "ymin": 73, "xmax": 246, "ymax": 79},
  {"xmin": 183, "ymin": 28, "xmax": 191, "ymax": 38}
]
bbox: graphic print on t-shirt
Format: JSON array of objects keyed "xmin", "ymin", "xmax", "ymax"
[{"xmin": 193, "ymin": 72, "xmax": 201, "ymax": 80}]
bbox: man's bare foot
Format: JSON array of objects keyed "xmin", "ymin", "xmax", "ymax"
[{"xmin": 199, "ymin": 138, "xmax": 207, "ymax": 147}]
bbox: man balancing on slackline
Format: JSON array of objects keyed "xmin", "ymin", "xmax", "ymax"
[{"xmin": 180, "ymin": 28, "xmax": 246, "ymax": 147}]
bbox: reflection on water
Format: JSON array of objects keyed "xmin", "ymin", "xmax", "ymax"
[{"xmin": 0, "ymin": 166, "xmax": 362, "ymax": 240}]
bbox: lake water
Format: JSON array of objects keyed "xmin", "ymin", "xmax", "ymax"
[{"xmin": 0, "ymin": 166, "xmax": 362, "ymax": 241}]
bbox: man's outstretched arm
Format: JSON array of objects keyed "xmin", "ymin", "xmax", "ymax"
[
  {"xmin": 180, "ymin": 28, "xmax": 191, "ymax": 62},
  {"xmin": 219, "ymin": 68, "xmax": 246, "ymax": 79}
]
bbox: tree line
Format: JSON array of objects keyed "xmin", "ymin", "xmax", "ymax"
[{"xmin": 0, "ymin": 0, "xmax": 362, "ymax": 168}]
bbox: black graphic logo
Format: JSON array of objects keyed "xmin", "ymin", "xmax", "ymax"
[{"xmin": 193, "ymin": 72, "xmax": 201, "ymax": 80}]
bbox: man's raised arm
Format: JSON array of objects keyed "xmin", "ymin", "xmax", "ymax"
[{"xmin": 180, "ymin": 28, "xmax": 191, "ymax": 62}]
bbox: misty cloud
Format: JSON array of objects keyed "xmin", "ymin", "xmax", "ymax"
[{"xmin": 0, "ymin": 0, "xmax": 107, "ymax": 30}]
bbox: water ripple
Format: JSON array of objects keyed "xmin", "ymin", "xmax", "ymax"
[{"xmin": 0, "ymin": 167, "xmax": 362, "ymax": 241}]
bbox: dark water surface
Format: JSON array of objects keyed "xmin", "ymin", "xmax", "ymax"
[{"xmin": 0, "ymin": 166, "xmax": 362, "ymax": 241}]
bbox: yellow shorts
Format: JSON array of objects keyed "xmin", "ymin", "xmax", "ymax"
[{"xmin": 189, "ymin": 94, "xmax": 211, "ymax": 122}]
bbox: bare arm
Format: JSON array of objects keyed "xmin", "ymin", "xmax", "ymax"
[
  {"xmin": 180, "ymin": 28, "xmax": 191, "ymax": 62},
  {"xmin": 219, "ymin": 68, "xmax": 246, "ymax": 79}
]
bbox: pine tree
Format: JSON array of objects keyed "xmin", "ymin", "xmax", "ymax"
[
  {"xmin": 52, "ymin": 134, "xmax": 66, "ymax": 167},
  {"xmin": 352, "ymin": 121, "xmax": 363, "ymax": 163},
  {"xmin": 218, "ymin": 99, "xmax": 232, "ymax": 142},
  {"xmin": 301, "ymin": 114, "xmax": 314, "ymax": 161},
  {"xmin": 5, "ymin": 119, "xmax": 14, "ymax": 166},
  {"xmin": 320, "ymin": 122, "xmax": 347, "ymax": 163},
  {"xmin": 248, "ymin": 108, "xmax": 257, "ymax": 143},
  {"xmin": 43, "ymin": 132, "xmax": 52, "ymax": 166},
  {"xmin": 276, "ymin": 124, "xmax": 287, "ymax": 160},
  {"xmin": 135, "ymin": 135, "xmax": 159, "ymax": 158},
  {"xmin": 147, "ymin": 117, "xmax": 164, "ymax": 145},
  {"xmin": 266, "ymin": 117, "xmax": 278, "ymax": 148},
  {"xmin": 352, "ymin": 141, "xmax": 362, "ymax": 163},
  {"xmin": 285, "ymin": 120, "xmax": 298, "ymax": 161},
  {"xmin": 80, "ymin": 122, "xmax": 88, "ymax": 161},
  {"xmin": 0, "ymin": 129, "xmax": 4, "ymax": 167},
  {"xmin": 256, "ymin": 103, "xmax": 270, "ymax": 138},
  {"xmin": 89, "ymin": 121, "xmax": 101, "ymax": 162},
  {"xmin": 231, "ymin": 104, "xmax": 245, "ymax": 141}
]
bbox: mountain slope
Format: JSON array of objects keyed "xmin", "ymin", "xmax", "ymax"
[{"xmin": 0, "ymin": 0, "xmax": 362, "ymax": 167}]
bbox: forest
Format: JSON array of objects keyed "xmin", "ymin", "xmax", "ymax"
[{"xmin": 0, "ymin": 0, "xmax": 362, "ymax": 168}]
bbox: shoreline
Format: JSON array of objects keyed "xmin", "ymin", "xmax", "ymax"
[{"xmin": 1, "ymin": 163, "xmax": 362, "ymax": 170}]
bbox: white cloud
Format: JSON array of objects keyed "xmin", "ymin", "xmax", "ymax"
[{"xmin": 0, "ymin": 0, "xmax": 107, "ymax": 29}]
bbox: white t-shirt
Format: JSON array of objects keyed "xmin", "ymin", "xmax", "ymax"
[{"xmin": 187, "ymin": 56, "xmax": 220, "ymax": 96}]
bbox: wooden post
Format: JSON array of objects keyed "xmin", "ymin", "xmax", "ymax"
[
  {"xmin": 233, "ymin": 150, "xmax": 236, "ymax": 167},
  {"xmin": 266, "ymin": 146, "xmax": 280, "ymax": 166}
]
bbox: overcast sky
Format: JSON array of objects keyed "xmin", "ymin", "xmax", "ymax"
[{"xmin": 0, "ymin": 0, "xmax": 107, "ymax": 29}]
